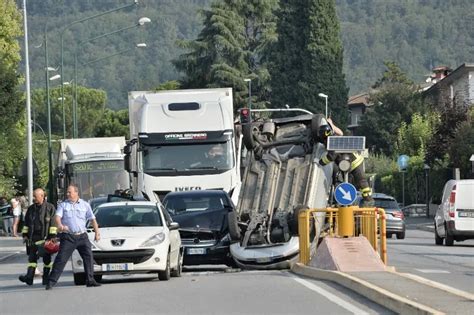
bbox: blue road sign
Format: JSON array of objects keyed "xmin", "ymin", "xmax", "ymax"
[
  {"xmin": 397, "ymin": 155, "xmax": 409, "ymax": 171},
  {"xmin": 334, "ymin": 183, "xmax": 357, "ymax": 206}
]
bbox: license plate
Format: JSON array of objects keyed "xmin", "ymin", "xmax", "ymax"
[
  {"xmin": 458, "ymin": 212, "xmax": 474, "ymax": 218},
  {"xmin": 187, "ymin": 248, "xmax": 206, "ymax": 255},
  {"xmin": 102, "ymin": 263, "xmax": 133, "ymax": 271}
]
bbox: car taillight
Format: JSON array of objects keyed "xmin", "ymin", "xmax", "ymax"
[
  {"xmin": 392, "ymin": 211, "xmax": 404, "ymax": 219},
  {"xmin": 449, "ymin": 186, "xmax": 456, "ymax": 218}
]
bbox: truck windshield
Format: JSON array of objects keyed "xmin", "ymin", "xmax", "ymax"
[
  {"xmin": 66, "ymin": 161, "xmax": 129, "ymax": 201},
  {"xmin": 142, "ymin": 141, "xmax": 234, "ymax": 174}
]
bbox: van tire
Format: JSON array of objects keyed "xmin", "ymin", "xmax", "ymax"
[
  {"xmin": 228, "ymin": 211, "xmax": 241, "ymax": 241},
  {"xmin": 434, "ymin": 224, "xmax": 443, "ymax": 245},
  {"xmin": 311, "ymin": 114, "xmax": 326, "ymax": 141},
  {"xmin": 242, "ymin": 123, "xmax": 257, "ymax": 151},
  {"xmin": 396, "ymin": 231, "xmax": 405, "ymax": 239},
  {"xmin": 445, "ymin": 232, "xmax": 454, "ymax": 246}
]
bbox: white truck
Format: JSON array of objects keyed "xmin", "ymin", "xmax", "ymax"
[
  {"xmin": 125, "ymin": 88, "xmax": 241, "ymax": 203},
  {"xmin": 56, "ymin": 137, "xmax": 129, "ymax": 201}
]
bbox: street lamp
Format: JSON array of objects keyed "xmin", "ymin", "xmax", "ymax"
[
  {"xmin": 72, "ymin": 17, "xmax": 151, "ymax": 138},
  {"xmin": 244, "ymin": 78, "xmax": 252, "ymax": 109},
  {"xmin": 318, "ymin": 93, "xmax": 328, "ymax": 118},
  {"xmin": 60, "ymin": 1, "xmax": 139, "ymax": 138}
]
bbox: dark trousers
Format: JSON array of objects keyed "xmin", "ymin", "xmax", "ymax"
[
  {"xmin": 27, "ymin": 238, "xmax": 52, "ymax": 266},
  {"xmin": 48, "ymin": 233, "xmax": 94, "ymax": 285}
]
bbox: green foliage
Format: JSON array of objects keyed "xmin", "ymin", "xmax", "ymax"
[
  {"xmin": 270, "ymin": 0, "xmax": 348, "ymax": 125},
  {"xmin": 155, "ymin": 80, "xmax": 181, "ymax": 91},
  {"xmin": 94, "ymin": 108, "xmax": 129, "ymax": 138},
  {"xmin": 447, "ymin": 108, "xmax": 474, "ymax": 178},
  {"xmin": 358, "ymin": 62, "xmax": 427, "ymax": 155},
  {"xmin": 0, "ymin": 0, "xmax": 24, "ymax": 196},
  {"xmin": 396, "ymin": 112, "xmax": 439, "ymax": 158},
  {"xmin": 173, "ymin": 0, "xmax": 278, "ymax": 109}
]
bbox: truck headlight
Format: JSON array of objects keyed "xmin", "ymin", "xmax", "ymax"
[{"xmin": 140, "ymin": 233, "xmax": 166, "ymax": 247}]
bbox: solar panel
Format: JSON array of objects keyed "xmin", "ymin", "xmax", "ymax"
[{"xmin": 327, "ymin": 136, "xmax": 366, "ymax": 153}]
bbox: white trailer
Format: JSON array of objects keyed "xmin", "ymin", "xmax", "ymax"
[
  {"xmin": 126, "ymin": 88, "xmax": 241, "ymax": 203},
  {"xmin": 56, "ymin": 137, "xmax": 129, "ymax": 201}
]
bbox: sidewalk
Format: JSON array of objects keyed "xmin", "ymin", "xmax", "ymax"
[
  {"xmin": 0, "ymin": 237, "xmax": 25, "ymax": 262},
  {"xmin": 405, "ymin": 216, "xmax": 434, "ymax": 233}
]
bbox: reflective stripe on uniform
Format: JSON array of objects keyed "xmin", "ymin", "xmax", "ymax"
[
  {"xmin": 361, "ymin": 187, "xmax": 372, "ymax": 197},
  {"xmin": 351, "ymin": 154, "xmax": 364, "ymax": 170},
  {"xmin": 27, "ymin": 262, "xmax": 37, "ymax": 268},
  {"xmin": 21, "ymin": 226, "xmax": 29, "ymax": 234},
  {"xmin": 321, "ymin": 154, "xmax": 332, "ymax": 165},
  {"xmin": 34, "ymin": 240, "xmax": 45, "ymax": 245},
  {"xmin": 44, "ymin": 262, "xmax": 53, "ymax": 268},
  {"xmin": 49, "ymin": 226, "xmax": 57, "ymax": 234}
]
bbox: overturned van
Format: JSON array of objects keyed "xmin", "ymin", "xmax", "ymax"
[{"xmin": 230, "ymin": 110, "xmax": 333, "ymax": 269}]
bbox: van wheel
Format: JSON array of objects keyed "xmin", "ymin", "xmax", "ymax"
[
  {"xmin": 228, "ymin": 211, "xmax": 241, "ymax": 241},
  {"xmin": 242, "ymin": 124, "xmax": 257, "ymax": 151},
  {"xmin": 445, "ymin": 233, "xmax": 454, "ymax": 246},
  {"xmin": 434, "ymin": 223, "xmax": 443, "ymax": 245},
  {"xmin": 396, "ymin": 231, "xmax": 405, "ymax": 239}
]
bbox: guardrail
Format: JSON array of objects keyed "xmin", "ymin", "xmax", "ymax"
[{"xmin": 298, "ymin": 206, "xmax": 387, "ymax": 265}]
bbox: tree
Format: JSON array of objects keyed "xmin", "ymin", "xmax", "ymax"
[
  {"xmin": 173, "ymin": 0, "xmax": 278, "ymax": 109},
  {"xmin": 94, "ymin": 108, "xmax": 129, "ymax": 138},
  {"xmin": 396, "ymin": 112, "xmax": 439, "ymax": 158},
  {"xmin": 0, "ymin": 0, "xmax": 24, "ymax": 196},
  {"xmin": 358, "ymin": 61, "xmax": 427, "ymax": 155},
  {"xmin": 269, "ymin": 0, "xmax": 348, "ymax": 125}
]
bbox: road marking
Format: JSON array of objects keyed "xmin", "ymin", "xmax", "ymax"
[
  {"xmin": 290, "ymin": 275, "xmax": 369, "ymax": 315},
  {"xmin": 415, "ymin": 269, "xmax": 450, "ymax": 274}
]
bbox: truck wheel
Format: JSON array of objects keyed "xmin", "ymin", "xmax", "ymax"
[
  {"xmin": 242, "ymin": 123, "xmax": 257, "ymax": 151},
  {"xmin": 434, "ymin": 223, "xmax": 443, "ymax": 245},
  {"xmin": 73, "ymin": 273, "xmax": 86, "ymax": 285},
  {"xmin": 311, "ymin": 114, "xmax": 326, "ymax": 141},
  {"xmin": 228, "ymin": 211, "xmax": 241, "ymax": 241},
  {"xmin": 290, "ymin": 205, "xmax": 309, "ymax": 236}
]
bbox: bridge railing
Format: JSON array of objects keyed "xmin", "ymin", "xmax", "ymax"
[{"xmin": 298, "ymin": 207, "xmax": 387, "ymax": 265}]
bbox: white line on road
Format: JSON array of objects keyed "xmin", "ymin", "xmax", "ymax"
[
  {"xmin": 290, "ymin": 275, "xmax": 369, "ymax": 315},
  {"xmin": 415, "ymin": 269, "xmax": 451, "ymax": 274}
]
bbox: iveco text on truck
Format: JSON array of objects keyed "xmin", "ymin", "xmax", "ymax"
[
  {"xmin": 56, "ymin": 137, "xmax": 129, "ymax": 201},
  {"xmin": 125, "ymin": 88, "xmax": 241, "ymax": 203}
]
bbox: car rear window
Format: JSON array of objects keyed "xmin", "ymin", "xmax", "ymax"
[
  {"xmin": 95, "ymin": 205, "xmax": 162, "ymax": 227},
  {"xmin": 373, "ymin": 199, "xmax": 399, "ymax": 210}
]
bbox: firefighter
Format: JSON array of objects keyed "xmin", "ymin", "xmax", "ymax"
[
  {"xmin": 19, "ymin": 188, "xmax": 57, "ymax": 285},
  {"xmin": 318, "ymin": 118, "xmax": 374, "ymax": 206}
]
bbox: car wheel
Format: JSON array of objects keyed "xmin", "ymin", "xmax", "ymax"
[
  {"xmin": 94, "ymin": 275, "xmax": 103, "ymax": 282},
  {"xmin": 228, "ymin": 211, "xmax": 241, "ymax": 241},
  {"xmin": 396, "ymin": 231, "xmax": 405, "ymax": 239},
  {"xmin": 434, "ymin": 223, "xmax": 443, "ymax": 245},
  {"xmin": 73, "ymin": 273, "xmax": 86, "ymax": 285},
  {"xmin": 171, "ymin": 250, "xmax": 183, "ymax": 278},
  {"xmin": 158, "ymin": 252, "xmax": 171, "ymax": 281},
  {"xmin": 242, "ymin": 123, "xmax": 257, "ymax": 151}
]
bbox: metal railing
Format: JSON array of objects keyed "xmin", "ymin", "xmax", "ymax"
[{"xmin": 298, "ymin": 206, "xmax": 387, "ymax": 265}]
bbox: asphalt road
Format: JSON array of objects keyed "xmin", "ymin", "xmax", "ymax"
[
  {"xmin": 386, "ymin": 227, "xmax": 474, "ymax": 294},
  {"xmin": 0, "ymin": 253, "xmax": 392, "ymax": 315}
]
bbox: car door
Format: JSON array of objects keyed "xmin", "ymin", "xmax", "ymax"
[{"xmin": 159, "ymin": 203, "xmax": 181, "ymax": 265}]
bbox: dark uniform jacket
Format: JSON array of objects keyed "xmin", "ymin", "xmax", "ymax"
[{"xmin": 21, "ymin": 202, "xmax": 57, "ymax": 240}]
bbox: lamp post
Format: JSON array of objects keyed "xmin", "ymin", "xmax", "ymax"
[
  {"xmin": 60, "ymin": 1, "xmax": 139, "ymax": 139},
  {"xmin": 72, "ymin": 17, "xmax": 151, "ymax": 138},
  {"xmin": 424, "ymin": 164, "xmax": 430, "ymax": 218},
  {"xmin": 318, "ymin": 93, "xmax": 328, "ymax": 118},
  {"xmin": 244, "ymin": 78, "xmax": 252, "ymax": 109}
]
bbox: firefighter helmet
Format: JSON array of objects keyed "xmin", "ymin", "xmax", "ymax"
[
  {"xmin": 44, "ymin": 239, "xmax": 60, "ymax": 254},
  {"xmin": 318, "ymin": 124, "xmax": 333, "ymax": 143}
]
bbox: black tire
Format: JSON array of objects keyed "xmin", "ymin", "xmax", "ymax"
[
  {"xmin": 242, "ymin": 123, "xmax": 257, "ymax": 151},
  {"xmin": 311, "ymin": 114, "xmax": 326, "ymax": 141},
  {"xmin": 73, "ymin": 273, "xmax": 86, "ymax": 285},
  {"xmin": 290, "ymin": 205, "xmax": 309, "ymax": 236},
  {"xmin": 158, "ymin": 252, "xmax": 171, "ymax": 281},
  {"xmin": 445, "ymin": 232, "xmax": 454, "ymax": 246},
  {"xmin": 228, "ymin": 211, "xmax": 241, "ymax": 241},
  {"xmin": 94, "ymin": 275, "xmax": 103, "ymax": 282},
  {"xmin": 171, "ymin": 250, "xmax": 183, "ymax": 277},
  {"xmin": 434, "ymin": 223, "xmax": 443, "ymax": 245},
  {"xmin": 396, "ymin": 231, "xmax": 405, "ymax": 239}
]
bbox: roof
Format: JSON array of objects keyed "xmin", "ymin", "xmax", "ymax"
[
  {"xmin": 424, "ymin": 63, "xmax": 474, "ymax": 95},
  {"xmin": 348, "ymin": 93, "xmax": 370, "ymax": 107}
]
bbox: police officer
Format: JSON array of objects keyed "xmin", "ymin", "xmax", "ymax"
[
  {"xmin": 19, "ymin": 188, "xmax": 57, "ymax": 285},
  {"xmin": 318, "ymin": 118, "xmax": 374, "ymax": 206},
  {"xmin": 46, "ymin": 184, "xmax": 101, "ymax": 290}
]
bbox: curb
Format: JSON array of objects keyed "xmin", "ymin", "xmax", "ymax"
[{"xmin": 292, "ymin": 263, "xmax": 444, "ymax": 315}]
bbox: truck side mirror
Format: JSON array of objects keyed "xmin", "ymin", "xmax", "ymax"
[{"xmin": 124, "ymin": 140, "xmax": 136, "ymax": 173}]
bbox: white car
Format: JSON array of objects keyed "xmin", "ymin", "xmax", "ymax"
[
  {"xmin": 71, "ymin": 201, "xmax": 182, "ymax": 284},
  {"xmin": 435, "ymin": 179, "xmax": 474, "ymax": 246}
]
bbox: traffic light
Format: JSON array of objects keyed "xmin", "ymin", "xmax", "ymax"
[{"xmin": 240, "ymin": 108, "xmax": 251, "ymax": 124}]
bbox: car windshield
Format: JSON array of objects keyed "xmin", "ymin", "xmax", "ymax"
[
  {"xmin": 374, "ymin": 199, "xmax": 399, "ymax": 210},
  {"xmin": 163, "ymin": 194, "xmax": 231, "ymax": 217},
  {"xmin": 95, "ymin": 205, "xmax": 162, "ymax": 227},
  {"xmin": 142, "ymin": 141, "xmax": 234, "ymax": 173}
]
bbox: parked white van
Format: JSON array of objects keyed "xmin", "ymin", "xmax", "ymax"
[{"xmin": 434, "ymin": 179, "xmax": 474, "ymax": 246}]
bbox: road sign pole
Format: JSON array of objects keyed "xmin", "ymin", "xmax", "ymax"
[{"xmin": 402, "ymin": 171, "xmax": 405, "ymax": 207}]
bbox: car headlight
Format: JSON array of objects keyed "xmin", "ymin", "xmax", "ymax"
[{"xmin": 140, "ymin": 233, "xmax": 166, "ymax": 247}]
